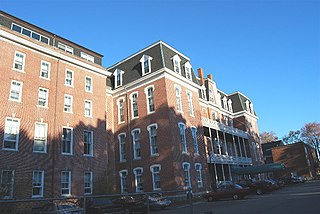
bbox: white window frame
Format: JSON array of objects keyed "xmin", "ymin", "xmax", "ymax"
[
  {"xmin": 150, "ymin": 164, "xmax": 161, "ymax": 191},
  {"xmin": 61, "ymin": 127, "xmax": 73, "ymax": 155},
  {"xmin": 9, "ymin": 80, "xmax": 23, "ymax": 102},
  {"xmin": 11, "ymin": 23, "xmax": 50, "ymax": 44},
  {"xmin": 61, "ymin": 171, "xmax": 71, "ymax": 196},
  {"xmin": 65, "ymin": 70, "xmax": 74, "ymax": 87},
  {"xmin": 250, "ymin": 103, "xmax": 254, "ymax": 114},
  {"xmin": 172, "ymin": 54, "xmax": 181, "ymax": 74},
  {"xmin": 147, "ymin": 123, "xmax": 159, "ymax": 156},
  {"xmin": 195, "ymin": 163, "xmax": 203, "ymax": 188},
  {"xmin": 114, "ymin": 69, "xmax": 124, "ymax": 88},
  {"xmin": 131, "ymin": 128, "xmax": 141, "ymax": 160},
  {"xmin": 63, "ymin": 94, "xmax": 73, "ymax": 113},
  {"xmin": 130, "ymin": 92, "xmax": 139, "ymax": 119},
  {"xmin": 13, "ymin": 51, "xmax": 26, "ymax": 72},
  {"xmin": 133, "ymin": 167, "xmax": 143, "ymax": 193},
  {"xmin": 84, "ymin": 171, "xmax": 93, "ymax": 195},
  {"xmin": 178, "ymin": 122, "xmax": 187, "ymax": 154},
  {"xmin": 209, "ymin": 88, "xmax": 214, "ymax": 103},
  {"xmin": 85, "ymin": 76, "xmax": 93, "ymax": 93},
  {"xmin": 1, "ymin": 170, "xmax": 15, "ymax": 199},
  {"xmin": 83, "ymin": 130, "xmax": 94, "ymax": 157},
  {"xmin": 32, "ymin": 170, "xmax": 44, "ymax": 198},
  {"xmin": 118, "ymin": 133, "xmax": 126, "ymax": 162},
  {"xmin": 140, "ymin": 55, "xmax": 153, "ymax": 76},
  {"xmin": 175, "ymin": 85, "xmax": 183, "ymax": 112},
  {"xmin": 84, "ymin": 100, "xmax": 93, "ymax": 117},
  {"xmin": 201, "ymin": 86, "xmax": 207, "ymax": 100},
  {"xmin": 117, "ymin": 98, "xmax": 125, "ymax": 124},
  {"xmin": 182, "ymin": 162, "xmax": 191, "ymax": 189},
  {"xmin": 58, "ymin": 42, "xmax": 74, "ymax": 54},
  {"xmin": 184, "ymin": 62, "xmax": 192, "ymax": 80},
  {"xmin": 144, "ymin": 85, "xmax": 155, "ymax": 114},
  {"xmin": 223, "ymin": 97, "xmax": 228, "ymax": 110},
  {"xmin": 81, "ymin": 52, "xmax": 94, "ymax": 63},
  {"xmin": 33, "ymin": 122, "xmax": 47, "ymax": 153},
  {"xmin": 119, "ymin": 170, "xmax": 128, "ymax": 193},
  {"xmin": 191, "ymin": 126, "xmax": 199, "ymax": 155},
  {"xmin": 3, "ymin": 117, "xmax": 20, "ymax": 151},
  {"xmin": 40, "ymin": 60, "xmax": 50, "ymax": 80},
  {"xmin": 186, "ymin": 91, "xmax": 194, "ymax": 116},
  {"xmin": 37, "ymin": 87, "xmax": 49, "ymax": 108}
]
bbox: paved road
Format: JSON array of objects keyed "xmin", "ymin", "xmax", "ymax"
[{"xmin": 154, "ymin": 180, "xmax": 320, "ymax": 214}]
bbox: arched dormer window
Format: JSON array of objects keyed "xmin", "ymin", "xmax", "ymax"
[
  {"xmin": 114, "ymin": 69, "xmax": 124, "ymax": 88},
  {"xmin": 245, "ymin": 100, "xmax": 250, "ymax": 112},
  {"xmin": 250, "ymin": 103, "xmax": 254, "ymax": 114},
  {"xmin": 172, "ymin": 54, "xmax": 181, "ymax": 74},
  {"xmin": 222, "ymin": 96, "xmax": 228, "ymax": 110},
  {"xmin": 184, "ymin": 62, "xmax": 192, "ymax": 80},
  {"xmin": 140, "ymin": 55, "xmax": 153, "ymax": 76},
  {"xmin": 227, "ymin": 99, "xmax": 233, "ymax": 112}
]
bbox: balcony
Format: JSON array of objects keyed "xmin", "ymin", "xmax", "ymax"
[
  {"xmin": 202, "ymin": 118, "xmax": 248, "ymax": 138},
  {"xmin": 207, "ymin": 153, "xmax": 252, "ymax": 165}
]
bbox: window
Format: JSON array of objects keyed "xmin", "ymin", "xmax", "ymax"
[
  {"xmin": 37, "ymin": 88, "xmax": 49, "ymax": 107},
  {"xmin": 84, "ymin": 171, "xmax": 92, "ymax": 195},
  {"xmin": 40, "ymin": 61, "xmax": 50, "ymax": 79},
  {"xmin": 13, "ymin": 51, "xmax": 25, "ymax": 71},
  {"xmin": 62, "ymin": 127, "xmax": 73, "ymax": 155},
  {"xmin": 1, "ymin": 170, "xmax": 14, "ymax": 199},
  {"xmin": 114, "ymin": 69, "xmax": 124, "ymax": 88},
  {"xmin": 119, "ymin": 170, "xmax": 128, "ymax": 193},
  {"xmin": 175, "ymin": 86, "xmax": 182, "ymax": 112},
  {"xmin": 184, "ymin": 62, "xmax": 192, "ymax": 80},
  {"xmin": 83, "ymin": 130, "xmax": 93, "ymax": 156},
  {"xmin": 32, "ymin": 171, "xmax": 44, "ymax": 198},
  {"xmin": 84, "ymin": 100, "xmax": 92, "ymax": 117},
  {"xmin": 3, "ymin": 117, "xmax": 20, "ymax": 150},
  {"xmin": 209, "ymin": 88, "xmax": 214, "ymax": 103},
  {"xmin": 140, "ymin": 55, "xmax": 153, "ymax": 76},
  {"xmin": 133, "ymin": 168, "xmax": 143, "ymax": 192},
  {"xmin": 118, "ymin": 133, "xmax": 126, "ymax": 162},
  {"xmin": 178, "ymin": 123, "xmax": 187, "ymax": 153},
  {"xmin": 34, "ymin": 122, "xmax": 47, "ymax": 153},
  {"xmin": 245, "ymin": 100, "xmax": 250, "ymax": 112},
  {"xmin": 150, "ymin": 165, "xmax": 161, "ymax": 191},
  {"xmin": 145, "ymin": 86, "xmax": 155, "ymax": 113},
  {"xmin": 186, "ymin": 91, "xmax": 194, "ymax": 116},
  {"xmin": 148, "ymin": 124, "xmax": 158, "ymax": 156},
  {"xmin": 172, "ymin": 55, "xmax": 181, "ymax": 74},
  {"xmin": 228, "ymin": 99, "xmax": 233, "ymax": 112},
  {"xmin": 250, "ymin": 103, "xmax": 254, "ymax": 114},
  {"xmin": 81, "ymin": 52, "xmax": 94, "ymax": 63},
  {"xmin": 183, "ymin": 162, "xmax": 191, "ymax": 188},
  {"xmin": 58, "ymin": 43, "xmax": 73, "ymax": 54},
  {"xmin": 201, "ymin": 87, "xmax": 207, "ymax": 100},
  {"xmin": 211, "ymin": 111, "xmax": 216, "ymax": 121},
  {"xmin": 130, "ymin": 92, "xmax": 138, "ymax": 118},
  {"xmin": 61, "ymin": 171, "xmax": 71, "ymax": 196},
  {"xmin": 11, "ymin": 23, "xmax": 49, "ymax": 44},
  {"xmin": 132, "ymin": 129, "xmax": 141, "ymax": 159},
  {"xmin": 223, "ymin": 97, "xmax": 228, "ymax": 110},
  {"xmin": 63, "ymin": 94, "xmax": 73, "ymax": 113},
  {"xmin": 191, "ymin": 127, "xmax": 199, "ymax": 155},
  {"xmin": 65, "ymin": 70, "xmax": 74, "ymax": 86},
  {"xmin": 9, "ymin": 80, "xmax": 23, "ymax": 102},
  {"xmin": 85, "ymin": 76, "xmax": 92, "ymax": 92},
  {"xmin": 195, "ymin": 164, "xmax": 203, "ymax": 188},
  {"xmin": 117, "ymin": 98, "xmax": 125, "ymax": 123}
]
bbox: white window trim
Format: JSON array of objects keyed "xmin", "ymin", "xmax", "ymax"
[
  {"xmin": 133, "ymin": 167, "xmax": 143, "ymax": 193},
  {"xmin": 83, "ymin": 130, "xmax": 94, "ymax": 157},
  {"xmin": 182, "ymin": 162, "xmax": 191, "ymax": 189},
  {"xmin": 84, "ymin": 99, "xmax": 93, "ymax": 118},
  {"xmin": 130, "ymin": 92, "xmax": 139, "ymax": 119},
  {"xmin": 131, "ymin": 128, "xmax": 141, "ymax": 160},
  {"xmin": 172, "ymin": 54, "xmax": 181, "ymax": 74},
  {"xmin": 63, "ymin": 94, "xmax": 73, "ymax": 113},
  {"xmin": 3, "ymin": 117, "xmax": 20, "ymax": 151},
  {"xmin": 150, "ymin": 164, "xmax": 161, "ymax": 191},
  {"xmin": 9, "ymin": 80, "xmax": 23, "ymax": 102},
  {"xmin": 174, "ymin": 85, "xmax": 183, "ymax": 113},
  {"xmin": 61, "ymin": 126, "xmax": 73, "ymax": 155},
  {"xmin": 84, "ymin": 171, "xmax": 93, "ymax": 195},
  {"xmin": 33, "ymin": 122, "xmax": 48, "ymax": 153},
  {"xmin": 140, "ymin": 55, "xmax": 153, "ymax": 76},
  {"xmin": 195, "ymin": 163, "xmax": 203, "ymax": 188},
  {"xmin": 85, "ymin": 76, "xmax": 93, "ymax": 93},
  {"xmin": 144, "ymin": 85, "xmax": 155, "ymax": 114},
  {"xmin": 117, "ymin": 97, "xmax": 125, "ymax": 124},
  {"xmin": 186, "ymin": 90, "xmax": 194, "ymax": 116},
  {"xmin": 191, "ymin": 126, "xmax": 199, "ymax": 155},
  {"xmin": 114, "ymin": 69, "xmax": 124, "ymax": 88},
  {"xmin": 32, "ymin": 170, "xmax": 44, "ymax": 198},
  {"xmin": 61, "ymin": 171, "xmax": 71, "ymax": 196},
  {"xmin": 184, "ymin": 62, "xmax": 192, "ymax": 80},
  {"xmin": 178, "ymin": 122, "xmax": 187, "ymax": 154},
  {"xmin": 58, "ymin": 42, "xmax": 74, "ymax": 54},
  {"xmin": 118, "ymin": 133, "xmax": 126, "ymax": 162},
  {"xmin": 81, "ymin": 52, "xmax": 94, "ymax": 63},
  {"xmin": 37, "ymin": 87, "xmax": 49, "ymax": 108},
  {"xmin": 65, "ymin": 69, "xmax": 74, "ymax": 87},
  {"xmin": 12, "ymin": 51, "xmax": 26, "ymax": 72},
  {"xmin": 119, "ymin": 170, "xmax": 128, "ymax": 193},
  {"xmin": 147, "ymin": 123, "xmax": 159, "ymax": 156},
  {"xmin": 1, "ymin": 170, "xmax": 15, "ymax": 199},
  {"xmin": 40, "ymin": 60, "xmax": 51, "ymax": 80}
]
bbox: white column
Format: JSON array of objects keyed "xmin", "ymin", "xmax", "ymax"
[
  {"xmin": 228, "ymin": 164, "xmax": 232, "ymax": 181},
  {"xmin": 221, "ymin": 164, "xmax": 226, "ymax": 183},
  {"xmin": 237, "ymin": 136, "xmax": 243, "ymax": 157},
  {"xmin": 214, "ymin": 163, "xmax": 218, "ymax": 186},
  {"xmin": 223, "ymin": 132, "xmax": 228, "ymax": 155},
  {"xmin": 242, "ymin": 138, "xmax": 248, "ymax": 158}
]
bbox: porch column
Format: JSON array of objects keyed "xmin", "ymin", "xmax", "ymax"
[
  {"xmin": 241, "ymin": 137, "xmax": 248, "ymax": 158},
  {"xmin": 237, "ymin": 136, "xmax": 243, "ymax": 157}
]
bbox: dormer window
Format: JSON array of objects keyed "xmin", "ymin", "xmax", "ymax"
[
  {"xmin": 114, "ymin": 69, "xmax": 124, "ymax": 88},
  {"xmin": 172, "ymin": 55, "xmax": 181, "ymax": 74},
  {"xmin": 222, "ymin": 97, "xmax": 228, "ymax": 110},
  {"xmin": 227, "ymin": 99, "xmax": 233, "ymax": 112},
  {"xmin": 245, "ymin": 100, "xmax": 250, "ymax": 112},
  {"xmin": 140, "ymin": 55, "xmax": 153, "ymax": 76},
  {"xmin": 250, "ymin": 103, "xmax": 254, "ymax": 114},
  {"xmin": 184, "ymin": 62, "xmax": 192, "ymax": 80},
  {"xmin": 201, "ymin": 86, "xmax": 207, "ymax": 100}
]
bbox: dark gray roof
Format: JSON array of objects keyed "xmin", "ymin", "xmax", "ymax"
[{"xmin": 228, "ymin": 92, "xmax": 256, "ymax": 115}]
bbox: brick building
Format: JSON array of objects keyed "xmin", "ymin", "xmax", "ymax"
[{"xmin": 0, "ymin": 11, "xmax": 262, "ymax": 199}]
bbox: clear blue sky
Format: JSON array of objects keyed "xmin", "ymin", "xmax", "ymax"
[{"xmin": 2, "ymin": 0, "xmax": 319, "ymax": 138}]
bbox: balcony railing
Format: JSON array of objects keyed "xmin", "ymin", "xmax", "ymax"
[
  {"xmin": 202, "ymin": 118, "xmax": 248, "ymax": 138},
  {"xmin": 207, "ymin": 153, "xmax": 252, "ymax": 165}
]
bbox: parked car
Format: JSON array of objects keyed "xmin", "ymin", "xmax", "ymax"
[
  {"xmin": 148, "ymin": 193, "xmax": 172, "ymax": 210},
  {"xmin": 280, "ymin": 176, "xmax": 305, "ymax": 184},
  {"xmin": 202, "ymin": 183, "xmax": 249, "ymax": 201},
  {"xmin": 86, "ymin": 198, "xmax": 126, "ymax": 214},
  {"xmin": 33, "ymin": 201, "xmax": 84, "ymax": 214},
  {"xmin": 250, "ymin": 180, "xmax": 274, "ymax": 195}
]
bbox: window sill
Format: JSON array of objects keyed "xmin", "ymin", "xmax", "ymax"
[
  {"xmin": 84, "ymin": 154, "xmax": 94, "ymax": 158},
  {"xmin": 134, "ymin": 157, "xmax": 141, "ymax": 160},
  {"xmin": 64, "ymin": 84, "xmax": 74, "ymax": 88},
  {"xmin": 61, "ymin": 153, "xmax": 73, "ymax": 156},
  {"xmin": 2, "ymin": 148, "xmax": 18, "ymax": 152},
  {"xmin": 33, "ymin": 151, "xmax": 47, "ymax": 154},
  {"xmin": 8, "ymin": 99, "xmax": 22, "ymax": 103},
  {"xmin": 63, "ymin": 111, "xmax": 73, "ymax": 114},
  {"xmin": 12, "ymin": 68, "xmax": 25, "ymax": 73},
  {"xmin": 120, "ymin": 160, "xmax": 127, "ymax": 163},
  {"xmin": 40, "ymin": 77, "xmax": 50, "ymax": 81},
  {"xmin": 32, "ymin": 196, "xmax": 44, "ymax": 199},
  {"xmin": 84, "ymin": 115, "xmax": 93, "ymax": 118},
  {"xmin": 151, "ymin": 153, "xmax": 159, "ymax": 157},
  {"xmin": 37, "ymin": 105, "xmax": 49, "ymax": 109}
]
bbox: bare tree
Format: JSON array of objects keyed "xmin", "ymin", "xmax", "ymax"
[
  {"xmin": 282, "ymin": 130, "xmax": 301, "ymax": 145},
  {"xmin": 260, "ymin": 131, "xmax": 278, "ymax": 143},
  {"xmin": 301, "ymin": 122, "xmax": 320, "ymax": 160}
]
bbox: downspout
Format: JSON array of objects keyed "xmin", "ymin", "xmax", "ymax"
[{"xmin": 125, "ymin": 87, "xmax": 133, "ymax": 192}]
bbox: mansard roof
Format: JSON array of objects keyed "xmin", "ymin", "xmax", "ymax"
[{"xmin": 228, "ymin": 92, "xmax": 257, "ymax": 116}]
